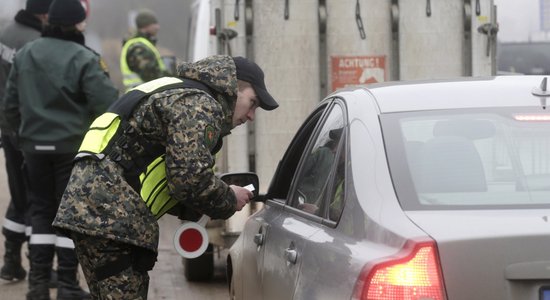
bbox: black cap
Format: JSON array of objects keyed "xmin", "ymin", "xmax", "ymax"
[
  {"xmin": 26, "ymin": 0, "xmax": 53, "ymax": 14},
  {"xmin": 233, "ymin": 56, "xmax": 278, "ymax": 111},
  {"xmin": 48, "ymin": 0, "xmax": 86, "ymax": 26}
]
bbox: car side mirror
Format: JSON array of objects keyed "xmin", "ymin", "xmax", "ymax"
[{"xmin": 220, "ymin": 172, "xmax": 260, "ymax": 199}]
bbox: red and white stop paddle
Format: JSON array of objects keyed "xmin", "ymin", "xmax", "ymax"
[
  {"xmin": 173, "ymin": 184, "xmax": 255, "ymax": 258},
  {"xmin": 173, "ymin": 215, "xmax": 210, "ymax": 258}
]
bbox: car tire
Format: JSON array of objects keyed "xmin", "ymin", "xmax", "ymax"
[{"xmin": 183, "ymin": 243, "xmax": 214, "ymax": 281}]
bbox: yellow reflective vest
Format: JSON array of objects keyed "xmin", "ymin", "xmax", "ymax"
[
  {"xmin": 120, "ymin": 37, "xmax": 167, "ymax": 91},
  {"xmin": 77, "ymin": 77, "xmax": 214, "ymax": 219}
]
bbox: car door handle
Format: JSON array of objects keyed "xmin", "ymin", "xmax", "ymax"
[
  {"xmin": 284, "ymin": 248, "xmax": 298, "ymax": 264},
  {"xmin": 253, "ymin": 233, "xmax": 264, "ymax": 246}
]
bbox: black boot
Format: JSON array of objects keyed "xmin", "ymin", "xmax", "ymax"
[
  {"xmin": 0, "ymin": 240, "xmax": 27, "ymax": 281},
  {"xmin": 26, "ymin": 251, "xmax": 57, "ymax": 288},
  {"xmin": 26, "ymin": 263, "xmax": 51, "ymax": 300},
  {"xmin": 56, "ymin": 267, "xmax": 91, "ymax": 300}
]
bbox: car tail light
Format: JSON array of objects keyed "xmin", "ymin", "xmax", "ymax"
[
  {"xmin": 353, "ymin": 239, "xmax": 446, "ymax": 300},
  {"xmin": 514, "ymin": 114, "xmax": 550, "ymax": 121}
]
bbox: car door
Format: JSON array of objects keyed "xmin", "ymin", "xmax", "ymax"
[
  {"xmin": 260, "ymin": 101, "xmax": 346, "ymax": 300},
  {"xmin": 237, "ymin": 102, "xmax": 329, "ymax": 299}
]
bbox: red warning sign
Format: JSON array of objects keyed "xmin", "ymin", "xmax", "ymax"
[
  {"xmin": 331, "ymin": 55, "xmax": 386, "ymax": 91},
  {"xmin": 174, "ymin": 215, "xmax": 210, "ymax": 259}
]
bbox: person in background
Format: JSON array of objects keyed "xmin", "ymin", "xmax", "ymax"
[
  {"xmin": 53, "ymin": 55, "xmax": 278, "ymax": 299},
  {"xmin": 120, "ymin": 9, "xmax": 171, "ymax": 91},
  {"xmin": 1, "ymin": 0, "xmax": 119, "ymax": 298},
  {"xmin": 0, "ymin": 0, "xmax": 53, "ymax": 283}
]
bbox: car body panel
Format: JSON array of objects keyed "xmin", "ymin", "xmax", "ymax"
[
  {"xmin": 231, "ymin": 202, "xmax": 284, "ymax": 299},
  {"xmin": 407, "ymin": 209, "xmax": 550, "ymax": 300},
  {"xmin": 365, "ymin": 76, "xmax": 546, "ymax": 113},
  {"xmin": 260, "ymin": 206, "xmax": 320, "ymax": 299},
  {"xmin": 229, "ymin": 75, "xmax": 550, "ymax": 300}
]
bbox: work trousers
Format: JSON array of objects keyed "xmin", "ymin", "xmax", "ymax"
[
  {"xmin": 23, "ymin": 152, "xmax": 79, "ymax": 270},
  {"xmin": 1, "ymin": 134, "xmax": 29, "ymax": 243},
  {"xmin": 72, "ymin": 233, "xmax": 150, "ymax": 299}
]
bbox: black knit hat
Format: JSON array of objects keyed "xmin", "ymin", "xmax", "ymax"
[
  {"xmin": 233, "ymin": 56, "xmax": 279, "ymax": 111},
  {"xmin": 48, "ymin": 0, "xmax": 86, "ymax": 26},
  {"xmin": 26, "ymin": 0, "xmax": 53, "ymax": 14}
]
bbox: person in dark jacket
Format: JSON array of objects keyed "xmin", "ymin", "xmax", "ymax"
[
  {"xmin": 1, "ymin": 0, "xmax": 119, "ymax": 299},
  {"xmin": 0, "ymin": 0, "xmax": 52, "ymax": 283},
  {"xmin": 52, "ymin": 55, "xmax": 278, "ymax": 299}
]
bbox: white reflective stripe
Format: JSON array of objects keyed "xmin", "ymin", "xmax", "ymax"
[
  {"xmin": 132, "ymin": 77, "xmax": 183, "ymax": 93},
  {"xmin": 34, "ymin": 145, "xmax": 56, "ymax": 151},
  {"xmin": 30, "ymin": 234, "xmax": 56, "ymax": 245},
  {"xmin": 0, "ymin": 42, "xmax": 16, "ymax": 64},
  {"xmin": 55, "ymin": 236, "xmax": 75, "ymax": 249},
  {"xmin": 75, "ymin": 152, "xmax": 105, "ymax": 160},
  {"xmin": 3, "ymin": 219, "xmax": 26, "ymax": 233},
  {"xmin": 26, "ymin": 226, "xmax": 32, "ymax": 237}
]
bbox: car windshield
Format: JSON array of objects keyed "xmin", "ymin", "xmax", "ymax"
[{"xmin": 382, "ymin": 107, "xmax": 550, "ymax": 210}]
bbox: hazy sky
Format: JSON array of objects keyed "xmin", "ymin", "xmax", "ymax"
[
  {"xmin": 0, "ymin": 0, "xmax": 544, "ymax": 43},
  {"xmin": 495, "ymin": 0, "xmax": 541, "ymax": 42}
]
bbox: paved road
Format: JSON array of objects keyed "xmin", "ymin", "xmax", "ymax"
[{"xmin": 0, "ymin": 153, "xmax": 228, "ymax": 299}]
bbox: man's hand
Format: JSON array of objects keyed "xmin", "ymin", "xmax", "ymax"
[{"xmin": 230, "ymin": 185, "xmax": 253, "ymax": 211}]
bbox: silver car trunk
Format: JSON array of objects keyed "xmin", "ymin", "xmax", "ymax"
[{"xmin": 406, "ymin": 209, "xmax": 550, "ymax": 300}]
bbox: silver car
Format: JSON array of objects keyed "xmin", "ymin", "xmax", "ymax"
[{"xmin": 227, "ymin": 76, "xmax": 550, "ymax": 300}]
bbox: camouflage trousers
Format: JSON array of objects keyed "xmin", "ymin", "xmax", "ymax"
[{"xmin": 71, "ymin": 233, "xmax": 151, "ymax": 299}]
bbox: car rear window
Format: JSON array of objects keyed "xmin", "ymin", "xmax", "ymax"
[{"xmin": 382, "ymin": 107, "xmax": 550, "ymax": 210}]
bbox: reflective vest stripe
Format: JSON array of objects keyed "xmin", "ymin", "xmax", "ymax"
[
  {"xmin": 120, "ymin": 37, "xmax": 167, "ymax": 91},
  {"xmin": 78, "ymin": 112, "xmax": 121, "ymax": 154},
  {"xmin": 139, "ymin": 155, "xmax": 178, "ymax": 219},
  {"xmin": 132, "ymin": 77, "xmax": 183, "ymax": 93},
  {"xmin": 156, "ymin": 196, "xmax": 179, "ymax": 219},
  {"xmin": 2, "ymin": 219, "xmax": 26, "ymax": 233},
  {"xmin": 30, "ymin": 234, "xmax": 56, "ymax": 245},
  {"xmin": 122, "ymin": 73, "xmax": 142, "ymax": 89},
  {"xmin": 56, "ymin": 236, "xmax": 75, "ymax": 249},
  {"xmin": 140, "ymin": 155, "xmax": 166, "ymax": 203}
]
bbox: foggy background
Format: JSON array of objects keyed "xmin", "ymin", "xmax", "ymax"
[
  {"xmin": 1, "ymin": 0, "xmax": 192, "ymax": 91},
  {"xmin": 495, "ymin": 0, "xmax": 541, "ymax": 42},
  {"xmin": 84, "ymin": 0, "xmax": 192, "ymax": 90},
  {"xmin": 1, "ymin": 0, "xmax": 548, "ymax": 85}
]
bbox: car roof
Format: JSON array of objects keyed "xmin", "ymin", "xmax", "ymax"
[{"xmin": 334, "ymin": 76, "xmax": 550, "ymax": 113}]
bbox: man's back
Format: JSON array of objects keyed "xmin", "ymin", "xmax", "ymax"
[
  {"xmin": 0, "ymin": 10, "xmax": 43, "ymax": 101},
  {"xmin": 4, "ymin": 36, "xmax": 118, "ymax": 153}
]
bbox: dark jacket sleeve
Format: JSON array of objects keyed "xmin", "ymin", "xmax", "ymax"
[
  {"xmin": 164, "ymin": 93, "xmax": 237, "ymax": 220},
  {"xmin": 1, "ymin": 61, "xmax": 20, "ymax": 134},
  {"xmin": 81, "ymin": 55, "xmax": 120, "ymax": 117}
]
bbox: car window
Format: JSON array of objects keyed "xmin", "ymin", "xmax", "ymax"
[
  {"xmin": 382, "ymin": 108, "xmax": 550, "ymax": 210},
  {"xmin": 290, "ymin": 104, "xmax": 345, "ymax": 217},
  {"xmin": 326, "ymin": 141, "xmax": 346, "ymax": 222},
  {"xmin": 266, "ymin": 104, "xmax": 329, "ymax": 200}
]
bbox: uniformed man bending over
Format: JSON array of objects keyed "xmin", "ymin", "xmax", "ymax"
[{"xmin": 52, "ymin": 55, "xmax": 278, "ymax": 299}]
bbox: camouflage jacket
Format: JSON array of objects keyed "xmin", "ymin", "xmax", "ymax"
[
  {"xmin": 124, "ymin": 32, "xmax": 170, "ymax": 82},
  {"xmin": 53, "ymin": 55, "xmax": 238, "ymax": 252}
]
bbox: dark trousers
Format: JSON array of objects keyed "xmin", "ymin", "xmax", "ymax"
[
  {"xmin": 1, "ymin": 134, "xmax": 29, "ymax": 243},
  {"xmin": 23, "ymin": 152, "xmax": 78, "ymax": 269},
  {"xmin": 72, "ymin": 233, "xmax": 150, "ymax": 299}
]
